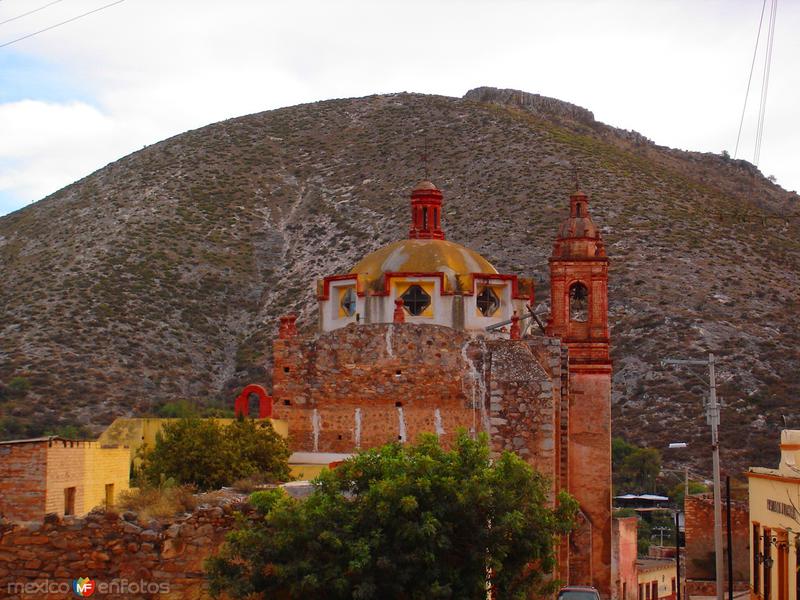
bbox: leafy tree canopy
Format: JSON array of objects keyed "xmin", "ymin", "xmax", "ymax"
[
  {"xmin": 612, "ymin": 437, "xmax": 662, "ymax": 495},
  {"xmin": 207, "ymin": 432, "xmax": 577, "ymax": 600},
  {"xmin": 141, "ymin": 417, "xmax": 290, "ymax": 491}
]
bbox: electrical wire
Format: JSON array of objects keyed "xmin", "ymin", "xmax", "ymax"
[
  {"xmin": 0, "ymin": 0, "xmax": 67, "ymax": 27},
  {"xmin": 733, "ymin": 0, "xmax": 768, "ymax": 160},
  {"xmin": 754, "ymin": 0, "xmax": 777, "ymax": 166},
  {"xmin": 0, "ymin": 0, "xmax": 124, "ymax": 49}
]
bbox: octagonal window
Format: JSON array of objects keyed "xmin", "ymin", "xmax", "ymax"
[
  {"xmin": 476, "ymin": 286, "xmax": 500, "ymax": 317},
  {"xmin": 340, "ymin": 287, "xmax": 357, "ymax": 317},
  {"xmin": 401, "ymin": 284, "xmax": 431, "ymax": 316}
]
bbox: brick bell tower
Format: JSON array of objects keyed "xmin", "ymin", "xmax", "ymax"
[{"xmin": 547, "ymin": 187, "xmax": 612, "ymax": 597}]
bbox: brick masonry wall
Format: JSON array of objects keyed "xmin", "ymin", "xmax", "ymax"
[
  {"xmin": 685, "ymin": 494, "xmax": 750, "ymax": 590},
  {"xmin": 567, "ymin": 366, "xmax": 613, "ymax": 594},
  {"xmin": 0, "ymin": 503, "xmax": 246, "ymax": 599},
  {"xmin": 0, "ymin": 443, "xmax": 47, "ymax": 522}
]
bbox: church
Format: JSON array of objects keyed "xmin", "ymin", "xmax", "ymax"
[{"xmin": 267, "ymin": 179, "xmax": 613, "ymax": 597}]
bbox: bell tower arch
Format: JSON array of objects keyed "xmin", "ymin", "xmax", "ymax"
[{"xmin": 547, "ymin": 187, "xmax": 612, "ymax": 598}]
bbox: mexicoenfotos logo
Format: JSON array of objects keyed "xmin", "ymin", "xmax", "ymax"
[{"xmin": 72, "ymin": 577, "xmax": 96, "ymax": 597}]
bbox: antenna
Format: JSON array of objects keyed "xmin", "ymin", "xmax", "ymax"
[{"xmin": 573, "ymin": 165, "xmax": 581, "ymax": 191}]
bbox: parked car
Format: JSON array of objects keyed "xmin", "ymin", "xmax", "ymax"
[{"xmin": 557, "ymin": 585, "xmax": 602, "ymax": 600}]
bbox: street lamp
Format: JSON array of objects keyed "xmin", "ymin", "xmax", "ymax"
[
  {"xmin": 665, "ymin": 442, "xmax": 689, "ymax": 600},
  {"xmin": 665, "ymin": 442, "xmax": 689, "ymax": 503}
]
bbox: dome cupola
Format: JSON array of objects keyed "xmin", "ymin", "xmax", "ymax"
[
  {"xmin": 408, "ymin": 180, "xmax": 445, "ymax": 240},
  {"xmin": 317, "ymin": 180, "xmax": 534, "ymax": 333}
]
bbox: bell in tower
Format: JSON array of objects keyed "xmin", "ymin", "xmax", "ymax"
[{"xmin": 547, "ymin": 187, "xmax": 609, "ymax": 360}]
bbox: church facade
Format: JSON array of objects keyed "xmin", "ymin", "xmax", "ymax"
[{"xmin": 268, "ymin": 180, "xmax": 613, "ymax": 597}]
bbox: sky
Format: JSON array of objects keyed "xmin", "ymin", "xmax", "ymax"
[{"xmin": 0, "ymin": 0, "xmax": 797, "ymax": 217}]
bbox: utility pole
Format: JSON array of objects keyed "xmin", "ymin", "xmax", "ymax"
[
  {"xmin": 662, "ymin": 353, "xmax": 724, "ymax": 600},
  {"xmin": 653, "ymin": 526, "xmax": 669, "ymax": 547}
]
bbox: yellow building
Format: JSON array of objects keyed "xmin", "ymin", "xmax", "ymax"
[
  {"xmin": 288, "ymin": 451, "xmax": 353, "ymax": 480},
  {"xmin": 0, "ymin": 437, "xmax": 130, "ymax": 521},
  {"xmin": 636, "ymin": 558, "xmax": 677, "ymax": 600},
  {"xmin": 748, "ymin": 430, "xmax": 800, "ymax": 600}
]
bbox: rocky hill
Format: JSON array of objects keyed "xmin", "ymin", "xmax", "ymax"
[{"xmin": 1, "ymin": 87, "xmax": 798, "ymax": 476}]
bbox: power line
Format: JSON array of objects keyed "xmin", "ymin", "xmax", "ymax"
[
  {"xmin": 754, "ymin": 0, "xmax": 777, "ymax": 166},
  {"xmin": 733, "ymin": 0, "xmax": 768, "ymax": 160},
  {"xmin": 0, "ymin": 0, "xmax": 67, "ymax": 27},
  {"xmin": 0, "ymin": 0, "xmax": 125, "ymax": 49}
]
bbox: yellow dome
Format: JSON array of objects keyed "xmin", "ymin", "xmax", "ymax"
[{"xmin": 350, "ymin": 238, "xmax": 498, "ymax": 293}]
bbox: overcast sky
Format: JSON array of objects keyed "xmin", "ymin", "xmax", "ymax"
[{"xmin": 0, "ymin": 0, "xmax": 796, "ymax": 216}]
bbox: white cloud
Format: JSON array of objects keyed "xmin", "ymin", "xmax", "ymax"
[{"xmin": 1, "ymin": 0, "xmax": 798, "ymax": 213}]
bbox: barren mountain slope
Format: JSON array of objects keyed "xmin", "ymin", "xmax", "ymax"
[{"xmin": 1, "ymin": 87, "xmax": 798, "ymax": 474}]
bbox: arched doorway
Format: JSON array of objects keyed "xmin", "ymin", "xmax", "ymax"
[{"xmin": 233, "ymin": 384, "xmax": 272, "ymax": 419}]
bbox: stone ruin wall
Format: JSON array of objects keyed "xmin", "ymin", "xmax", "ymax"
[
  {"xmin": 271, "ymin": 323, "xmax": 564, "ymax": 492},
  {"xmin": 0, "ymin": 502, "xmax": 248, "ymax": 600}
]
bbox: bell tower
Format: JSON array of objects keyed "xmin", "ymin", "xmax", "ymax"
[{"xmin": 547, "ymin": 187, "xmax": 612, "ymax": 598}]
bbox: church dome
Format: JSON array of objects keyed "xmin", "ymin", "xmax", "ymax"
[{"xmin": 350, "ymin": 238, "xmax": 498, "ymax": 293}]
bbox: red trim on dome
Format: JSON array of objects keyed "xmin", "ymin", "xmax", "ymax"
[
  {"xmin": 317, "ymin": 273, "xmax": 361, "ymax": 301},
  {"xmin": 472, "ymin": 273, "xmax": 534, "ymax": 301},
  {"xmin": 370, "ymin": 272, "xmax": 452, "ymax": 297}
]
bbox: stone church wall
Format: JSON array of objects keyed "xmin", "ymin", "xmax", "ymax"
[
  {"xmin": 271, "ymin": 322, "xmax": 563, "ymax": 492},
  {"xmin": 272, "ymin": 323, "xmax": 483, "ymax": 452}
]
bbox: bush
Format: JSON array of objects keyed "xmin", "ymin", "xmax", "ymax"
[
  {"xmin": 207, "ymin": 432, "xmax": 577, "ymax": 599},
  {"xmin": 7, "ymin": 377, "xmax": 31, "ymax": 398},
  {"xmin": 140, "ymin": 417, "xmax": 290, "ymax": 491},
  {"xmin": 157, "ymin": 399, "xmax": 197, "ymax": 418},
  {"xmin": 117, "ymin": 482, "xmax": 198, "ymax": 520}
]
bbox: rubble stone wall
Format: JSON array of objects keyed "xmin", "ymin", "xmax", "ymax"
[
  {"xmin": 272, "ymin": 323, "xmax": 562, "ymax": 471},
  {"xmin": 0, "ymin": 503, "xmax": 246, "ymax": 600}
]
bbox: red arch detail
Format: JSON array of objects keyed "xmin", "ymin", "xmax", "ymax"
[{"xmin": 234, "ymin": 384, "xmax": 272, "ymax": 419}]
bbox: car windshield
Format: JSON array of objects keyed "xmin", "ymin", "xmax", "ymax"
[{"xmin": 558, "ymin": 591, "xmax": 599, "ymax": 600}]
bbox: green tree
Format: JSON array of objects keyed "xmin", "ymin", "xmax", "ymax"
[
  {"xmin": 141, "ymin": 418, "xmax": 290, "ymax": 491},
  {"xmin": 206, "ymin": 432, "xmax": 577, "ymax": 600},
  {"xmin": 612, "ymin": 437, "xmax": 662, "ymax": 494},
  {"xmin": 668, "ymin": 479, "xmax": 709, "ymax": 507}
]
